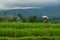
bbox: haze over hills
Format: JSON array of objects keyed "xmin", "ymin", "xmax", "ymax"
[
  {"xmin": 0, "ymin": 0, "xmax": 59, "ymax": 20},
  {"xmin": 0, "ymin": 6, "xmax": 60, "ymax": 20}
]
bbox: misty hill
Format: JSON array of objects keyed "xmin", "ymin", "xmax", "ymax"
[{"xmin": 0, "ymin": 7, "xmax": 60, "ymax": 20}]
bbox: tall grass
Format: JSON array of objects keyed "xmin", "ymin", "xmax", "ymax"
[
  {"xmin": 0, "ymin": 22, "xmax": 60, "ymax": 29},
  {"xmin": 0, "ymin": 36, "xmax": 60, "ymax": 40},
  {"xmin": 0, "ymin": 22, "xmax": 60, "ymax": 40},
  {"xmin": 0, "ymin": 28, "xmax": 60, "ymax": 37},
  {"xmin": 0, "ymin": 37, "xmax": 60, "ymax": 40}
]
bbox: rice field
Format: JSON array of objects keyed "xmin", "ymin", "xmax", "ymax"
[{"xmin": 0, "ymin": 22, "xmax": 60, "ymax": 40}]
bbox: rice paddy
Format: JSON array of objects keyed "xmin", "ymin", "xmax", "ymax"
[{"xmin": 0, "ymin": 22, "xmax": 60, "ymax": 40}]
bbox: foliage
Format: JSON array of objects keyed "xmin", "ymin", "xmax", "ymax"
[
  {"xmin": 28, "ymin": 16, "xmax": 39, "ymax": 22},
  {"xmin": 0, "ymin": 28, "xmax": 59, "ymax": 37},
  {"xmin": 0, "ymin": 37, "xmax": 59, "ymax": 40},
  {"xmin": 0, "ymin": 22, "xmax": 60, "ymax": 29},
  {"xmin": 0, "ymin": 12, "xmax": 60, "ymax": 40},
  {"xmin": 0, "ymin": 13, "xmax": 60, "ymax": 23},
  {"xmin": 0, "ymin": 22, "xmax": 59, "ymax": 40}
]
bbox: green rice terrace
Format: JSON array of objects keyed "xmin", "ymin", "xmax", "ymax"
[{"xmin": 0, "ymin": 22, "xmax": 60, "ymax": 40}]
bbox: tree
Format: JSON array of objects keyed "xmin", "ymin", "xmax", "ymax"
[
  {"xmin": 28, "ymin": 16, "xmax": 38, "ymax": 22},
  {"xmin": 13, "ymin": 13, "xmax": 26, "ymax": 22},
  {"xmin": 13, "ymin": 13, "xmax": 19, "ymax": 22},
  {"xmin": 17, "ymin": 14, "xmax": 27, "ymax": 22},
  {"xmin": 17, "ymin": 14, "xmax": 22, "ymax": 17}
]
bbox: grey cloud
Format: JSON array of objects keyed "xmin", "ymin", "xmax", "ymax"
[{"xmin": 0, "ymin": 0, "xmax": 59, "ymax": 10}]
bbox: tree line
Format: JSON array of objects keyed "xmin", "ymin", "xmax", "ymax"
[
  {"xmin": 0, "ymin": 12, "xmax": 60, "ymax": 23},
  {"xmin": 0, "ymin": 12, "xmax": 41, "ymax": 22}
]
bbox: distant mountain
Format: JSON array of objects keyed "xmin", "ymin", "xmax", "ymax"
[{"xmin": 0, "ymin": 6, "xmax": 60, "ymax": 20}]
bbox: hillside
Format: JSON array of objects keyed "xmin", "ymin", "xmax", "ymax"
[{"xmin": 0, "ymin": 6, "xmax": 60, "ymax": 20}]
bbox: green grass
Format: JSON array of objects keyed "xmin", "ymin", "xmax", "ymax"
[
  {"xmin": 0, "ymin": 22, "xmax": 59, "ymax": 40},
  {"xmin": 0, "ymin": 28, "xmax": 59, "ymax": 37},
  {"xmin": 0, "ymin": 22, "xmax": 60, "ymax": 29},
  {"xmin": 0, "ymin": 37, "xmax": 58, "ymax": 40},
  {"xmin": 0, "ymin": 36, "xmax": 60, "ymax": 40}
]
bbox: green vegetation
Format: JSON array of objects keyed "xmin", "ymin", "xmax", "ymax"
[
  {"xmin": 0, "ymin": 22, "xmax": 60, "ymax": 29},
  {"xmin": 0, "ymin": 12, "xmax": 60, "ymax": 40},
  {"xmin": 0, "ymin": 37, "xmax": 60, "ymax": 40},
  {"xmin": 0, "ymin": 13, "xmax": 41, "ymax": 22},
  {"xmin": 0, "ymin": 28, "xmax": 60, "ymax": 37},
  {"xmin": 0, "ymin": 22, "xmax": 59, "ymax": 40}
]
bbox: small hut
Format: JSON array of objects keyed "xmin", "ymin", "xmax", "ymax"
[{"xmin": 42, "ymin": 16, "xmax": 48, "ymax": 23}]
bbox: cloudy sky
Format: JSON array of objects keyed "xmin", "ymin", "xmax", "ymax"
[{"xmin": 0, "ymin": 0, "xmax": 59, "ymax": 10}]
